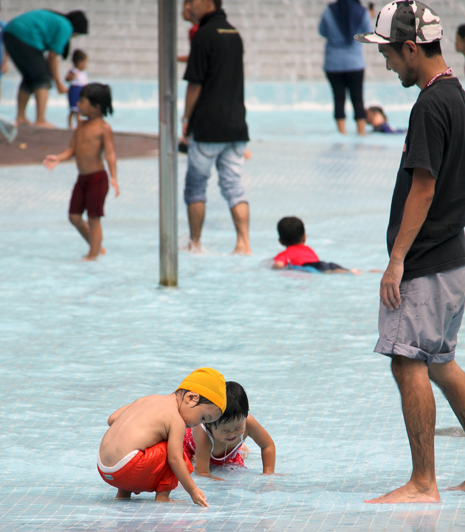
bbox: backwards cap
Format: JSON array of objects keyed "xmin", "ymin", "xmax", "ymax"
[
  {"xmin": 354, "ymin": 1, "xmax": 442, "ymax": 44},
  {"xmin": 177, "ymin": 368, "xmax": 227, "ymax": 413}
]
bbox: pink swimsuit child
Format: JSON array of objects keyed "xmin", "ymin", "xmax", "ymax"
[{"xmin": 183, "ymin": 424, "xmax": 245, "ymax": 467}]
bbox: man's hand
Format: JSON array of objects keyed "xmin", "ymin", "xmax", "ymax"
[
  {"xmin": 43, "ymin": 155, "xmax": 60, "ymax": 171},
  {"xmin": 189, "ymin": 487, "xmax": 209, "ymax": 507},
  {"xmin": 182, "ymin": 121, "xmax": 189, "ymax": 144},
  {"xmin": 380, "ymin": 258, "xmax": 404, "ymax": 310}
]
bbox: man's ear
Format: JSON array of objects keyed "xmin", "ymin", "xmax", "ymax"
[{"xmin": 403, "ymin": 40, "xmax": 417, "ymax": 58}]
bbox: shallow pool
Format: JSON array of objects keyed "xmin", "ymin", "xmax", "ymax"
[{"xmin": 1, "ymin": 80, "xmax": 465, "ymax": 531}]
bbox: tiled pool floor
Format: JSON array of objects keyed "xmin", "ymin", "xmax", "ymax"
[{"xmin": 2, "ymin": 138, "xmax": 465, "ymax": 531}]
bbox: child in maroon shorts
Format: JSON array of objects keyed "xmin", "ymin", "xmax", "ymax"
[{"xmin": 43, "ymin": 83, "xmax": 119, "ymax": 260}]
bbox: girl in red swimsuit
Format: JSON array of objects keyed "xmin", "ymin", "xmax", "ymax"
[{"xmin": 183, "ymin": 382, "xmax": 277, "ymax": 481}]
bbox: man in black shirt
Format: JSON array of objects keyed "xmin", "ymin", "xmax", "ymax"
[
  {"xmin": 356, "ymin": 0, "xmax": 465, "ymax": 504},
  {"xmin": 181, "ymin": 0, "xmax": 251, "ymax": 254}
]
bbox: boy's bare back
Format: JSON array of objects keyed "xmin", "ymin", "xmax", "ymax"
[
  {"xmin": 74, "ymin": 118, "xmax": 113, "ymax": 175},
  {"xmin": 99, "ymin": 394, "xmax": 185, "ymax": 467}
]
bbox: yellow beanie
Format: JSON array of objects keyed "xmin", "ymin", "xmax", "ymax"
[{"xmin": 177, "ymin": 367, "xmax": 227, "ymax": 413}]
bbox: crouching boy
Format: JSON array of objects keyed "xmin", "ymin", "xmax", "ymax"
[{"xmin": 97, "ymin": 367, "xmax": 226, "ymax": 507}]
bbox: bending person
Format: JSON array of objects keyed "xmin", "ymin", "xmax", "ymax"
[
  {"xmin": 319, "ymin": 0, "xmax": 371, "ymax": 135},
  {"xmin": 3, "ymin": 9, "xmax": 88, "ymax": 127}
]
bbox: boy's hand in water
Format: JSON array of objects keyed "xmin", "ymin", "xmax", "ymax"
[
  {"xmin": 190, "ymin": 487, "xmax": 209, "ymax": 507},
  {"xmin": 43, "ymin": 155, "xmax": 60, "ymax": 171}
]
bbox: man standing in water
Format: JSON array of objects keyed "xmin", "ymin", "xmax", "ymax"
[
  {"xmin": 355, "ymin": 1, "xmax": 465, "ymax": 503},
  {"xmin": 181, "ymin": 0, "xmax": 251, "ymax": 254}
]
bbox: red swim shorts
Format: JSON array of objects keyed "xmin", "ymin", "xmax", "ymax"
[
  {"xmin": 69, "ymin": 169, "xmax": 109, "ymax": 218},
  {"xmin": 97, "ymin": 441, "xmax": 194, "ymax": 494}
]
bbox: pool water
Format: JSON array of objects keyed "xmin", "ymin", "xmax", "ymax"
[{"xmin": 1, "ymin": 79, "xmax": 465, "ymax": 531}]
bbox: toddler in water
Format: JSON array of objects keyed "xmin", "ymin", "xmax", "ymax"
[
  {"xmin": 183, "ymin": 381, "xmax": 276, "ymax": 481},
  {"xmin": 65, "ymin": 49, "xmax": 88, "ymax": 128},
  {"xmin": 273, "ymin": 216, "xmax": 354, "ymax": 272},
  {"xmin": 44, "ymin": 83, "xmax": 119, "ymax": 260},
  {"xmin": 97, "ymin": 368, "xmax": 226, "ymax": 506}
]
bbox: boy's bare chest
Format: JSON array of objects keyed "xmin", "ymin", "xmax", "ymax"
[{"xmin": 76, "ymin": 124, "xmax": 103, "ymax": 146}]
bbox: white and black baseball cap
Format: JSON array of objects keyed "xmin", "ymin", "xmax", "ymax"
[{"xmin": 354, "ymin": 0, "xmax": 442, "ymax": 44}]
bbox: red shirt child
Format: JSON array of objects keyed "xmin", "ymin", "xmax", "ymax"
[{"xmin": 274, "ymin": 243, "xmax": 319, "ymax": 267}]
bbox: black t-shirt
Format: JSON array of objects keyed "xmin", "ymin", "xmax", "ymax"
[
  {"xmin": 387, "ymin": 78, "xmax": 465, "ymax": 281},
  {"xmin": 184, "ymin": 10, "xmax": 249, "ymax": 143}
]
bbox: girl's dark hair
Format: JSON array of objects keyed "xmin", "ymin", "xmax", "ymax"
[
  {"xmin": 458, "ymin": 24, "xmax": 465, "ymax": 40},
  {"xmin": 206, "ymin": 382, "xmax": 249, "ymax": 429},
  {"xmin": 175, "ymin": 388, "xmax": 215, "ymax": 407},
  {"xmin": 213, "ymin": 0, "xmax": 222, "ymax": 9},
  {"xmin": 72, "ymin": 49, "xmax": 87, "ymax": 65},
  {"xmin": 277, "ymin": 216, "xmax": 305, "ymax": 247},
  {"xmin": 80, "ymin": 83, "xmax": 113, "ymax": 117},
  {"xmin": 65, "ymin": 10, "xmax": 89, "ymax": 34}
]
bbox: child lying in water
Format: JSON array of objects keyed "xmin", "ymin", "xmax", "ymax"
[
  {"xmin": 183, "ymin": 381, "xmax": 276, "ymax": 481},
  {"xmin": 273, "ymin": 216, "xmax": 356, "ymax": 272},
  {"xmin": 97, "ymin": 367, "xmax": 226, "ymax": 506}
]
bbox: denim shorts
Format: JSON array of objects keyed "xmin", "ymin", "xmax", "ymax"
[
  {"xmin": 184, "ymin": 139, "xmax": 248, "ymax": 208},
  {"xmin": 375, "ymin": 266, "xmax": 465, "ymax": 366}
]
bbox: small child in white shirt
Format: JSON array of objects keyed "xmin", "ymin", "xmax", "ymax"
[{"xmin": 66, "ymin": 49, "xmax": 88, "ymax": 128}]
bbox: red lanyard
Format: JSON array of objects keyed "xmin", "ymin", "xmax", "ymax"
[{"xmin": 425, "ymin": 67, "xmax": 453, "ymax": 88}]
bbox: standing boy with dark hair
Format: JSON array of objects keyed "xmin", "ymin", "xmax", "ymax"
[
  {"xmin": 356, "ymin": 0, "xmax": 465, "ymax": 504},
  {"xmin": 43, "ymin": 83, "xmax": 119, "ymax": 260}
]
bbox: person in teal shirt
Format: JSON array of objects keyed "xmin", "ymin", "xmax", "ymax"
[{"xmin": 3, "ymin": 10, "xmax": 88, "ymax": 127}]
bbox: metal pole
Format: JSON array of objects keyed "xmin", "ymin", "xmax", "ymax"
[{"xmin": 158, "ymin": 0, "xmax": 178, "ymax": 287}]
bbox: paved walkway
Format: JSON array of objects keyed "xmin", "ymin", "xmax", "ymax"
[{"xmin": 0, "ymin": 125, "xmax": 158, "ymax": 166}]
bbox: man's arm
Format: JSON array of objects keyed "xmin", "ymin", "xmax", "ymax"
[
  {"xmin": 103, "ymin": 125, "xmax": 119, "ymax": 197},
  {"xmin": 182, "ymin": 82, "xmax": 202, "ymax": 139},
  {"xmin": 380, "ymin": 167, "xmax": 436, "ymax": 310},
  {"xmin": 48, "ymin": 51, "xmax": 67, "ymax": 94}
]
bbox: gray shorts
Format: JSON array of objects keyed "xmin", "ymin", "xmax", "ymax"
[{"xmin": 375, "ymin": 266, "xmax": 465, "ymax": 366}]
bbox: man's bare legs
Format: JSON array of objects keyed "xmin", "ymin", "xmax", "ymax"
[
  {"xmin": 187, "ymin": 201, "xmax": 205, "ymax": 251},
  {"xmin": 230, "ymin": 201, "xmax": 251, "ymax": 255},
  {"xmin": 155, "ymin": 490, "xmax": 175, "ymax": 503},
  {"xmin": 429, "ymin": 359, "xmax": 465, "ymax": 491},
  {"xmin": 69, "ymin": 214, "xmax": 106, "ymax": 259},
  {"xmin": 16, "ymin": 89, "xmax": 32, "ymax": 125},
  {"xmin": 187, "ymin": 201, "xmax": 251, "ymax": 254},
  {"xmin": 366, "ymin": 356, "xmax": 440, "ymax": 504}
]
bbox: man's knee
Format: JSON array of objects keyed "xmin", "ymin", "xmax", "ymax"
[
  {"xmin": 428, "ymin": 359, "xmax": 458, "ymax": 385},
  {"xmin": 391, "ymin": 355, "xmax": 427, "ymax": 381}
]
